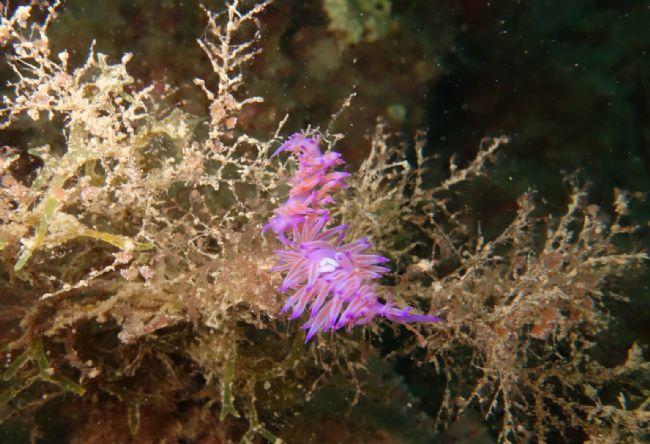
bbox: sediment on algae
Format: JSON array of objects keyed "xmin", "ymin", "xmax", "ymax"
[{"xmin": 0, "ymin": 1, "xmax": 647, "ymax": 442}]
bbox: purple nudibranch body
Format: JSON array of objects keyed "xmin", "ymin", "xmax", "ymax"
[{"xmin": 265, "ymin": 132, "xmax": 441, "ymax": 342}]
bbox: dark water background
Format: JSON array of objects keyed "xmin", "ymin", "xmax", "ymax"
[{"xmin": 1, "ymin": 0, "xmax": 648, "ymax": 442}]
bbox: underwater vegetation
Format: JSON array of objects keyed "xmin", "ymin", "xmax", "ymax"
[{"xmin": 0, "ymin": 1, "xmax": 648, "ymax": 443}]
